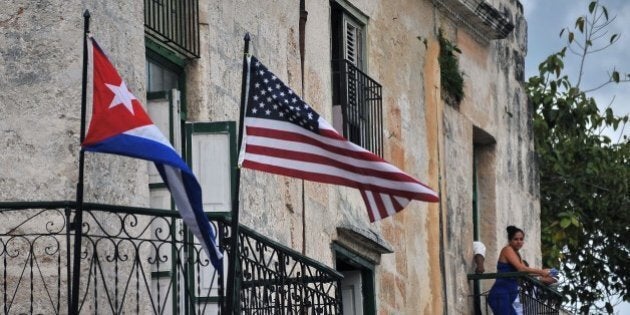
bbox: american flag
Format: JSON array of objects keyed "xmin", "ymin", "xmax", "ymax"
[{"xmin": 239, "ymin": 56, "xmax": 439, "ymax": 222}]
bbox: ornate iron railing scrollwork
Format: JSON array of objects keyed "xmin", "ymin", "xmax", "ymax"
[
  {"xmin": 468, "ymin": 271, "xmax": 565, "ymax": 315},
  {"xmin": 0, "ymin": 201, "xmax": 341, "ymax": 314}
]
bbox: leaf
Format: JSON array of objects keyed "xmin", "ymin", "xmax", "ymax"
[
  {"xmin": 589, "ymin": 1, "xmax": 596, "ymax": 13},
  {"xmin": 560, "ymin": 218, "xmax": 571, "ymax": 228},
  {"xmin": 568, "ymin": 32, "xmax": 574, "ymax": 43},
  {"xmin": 571, "ymin": 216, "xmax": 580, "ymax": 227},
  {"xmin": 605, "ymin": 302, "xmax": 613, "ymax": 314},
  {"xmin": 610, "ymin": 34, "xmax": 618, "ymax": 44},
  {"xmin": 559, "ymin": 28, "xmax": 565, "ymax": 37},
  {"xmin": 612, "ymin": 71, "xmax": 620, "ymax": 83},
  {"xmin": 575, "ymin": 17, "xmax": 585, "ymax": 33},
  {"xmin": 603, "ymin": 6, "xmax": 609, "ymax": 20}
]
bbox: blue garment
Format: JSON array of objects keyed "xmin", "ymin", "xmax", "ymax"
[{"xmin": 488, "ymin": 262, "xmax": 521, "ymax": 315}]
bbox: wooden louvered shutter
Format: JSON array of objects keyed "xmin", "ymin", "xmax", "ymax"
[{"xmin": 343, "ymin": 16, "xmax": 363, "ymax": 70}]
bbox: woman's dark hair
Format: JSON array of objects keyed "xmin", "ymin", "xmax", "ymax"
[{"xmin": 507, "ymin": 225, "xmax": 524, "ymax": 241}]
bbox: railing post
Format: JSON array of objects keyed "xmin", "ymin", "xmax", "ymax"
[
  {"xmin": 473, "ymin": 278, "xmax": 481, "ymax": 315},
  {"xmin": 65, "ymin": 206, "xmax": 72, "ymax": 314}
]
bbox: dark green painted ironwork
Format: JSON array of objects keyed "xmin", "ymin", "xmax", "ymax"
[
  {"xmin": 183, "ymin": 121, "xmax": 238, "ymax": 314},
  {"xmin": 145, "ymin": 37, "xmax": 187, "ymax": 68},
  {"xmin": 332, "ymin": 242, "xmax": 376, "ymax": 315},
  {"xmin": 145, "ymin": 44, "xmax": 188, "ymax": 121},
  {"xmin": 472, "ymin": 152, "xmax": 479, "ymax": 241},
  {"xmin": 184, "ymin": 120, "xmax": 238, "ymax": 214}
]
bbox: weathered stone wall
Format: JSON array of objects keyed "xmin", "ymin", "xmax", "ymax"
[
  {"xmin": 2, "ymin": 0, "xmax": 536, "ymax": 313},
  {"xmin": 1, "ymin": 1, "xmax": 149, "ymax": 205},
  {"xmin": 1, "ymin": 1, "xmax": 151, "ymax": 313},
  {"xmin": 437, "ymin": 0, "xmax": 540, "ymax": 312}
]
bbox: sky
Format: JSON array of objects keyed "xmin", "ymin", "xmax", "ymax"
[
  {"xmin": 523, "ymin": 0, "xmax": 630, "ymax": 142},
  {"xmin": 522, "ymin": 1, "xmax": 629, "ymax": 313}
]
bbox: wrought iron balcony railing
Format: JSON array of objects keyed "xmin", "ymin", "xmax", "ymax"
[
  {"xmin": 144, "ymin": 0, "xmax": 200, "ymax": 58},
  {"xmin": 332, "ymin": 59, "xmax": 383, "ymax": 157},
  {"xmin": 468, "ymin": 271, "xmax": 565, "ymax": 315},
  {"xmin": 0, "ymin": 201, "xmax": 341, "ymax": 314}
]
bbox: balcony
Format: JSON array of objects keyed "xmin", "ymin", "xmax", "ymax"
[
  {"xmin": 332, "ymin": 59, "xmax": 383, "ymax": 157},
  {"xmin": 468, "ymin": 272, "xmax": 565, "ymax": 315},
  {"xmin": 144, "ymin": 0, "xmax": 200, "ymax": 58},
  {"xmin": 0, "ymin": 201, "xmax": 341, "ymax": 314}
]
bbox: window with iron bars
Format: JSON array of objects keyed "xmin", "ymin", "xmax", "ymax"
[
  {"xmin": 331, "ymin": 1, "xmax": 383, "ymax": 157},
  {"xmin": 144, "ymin": 0, "xmax": 200, "ymax": 58}
]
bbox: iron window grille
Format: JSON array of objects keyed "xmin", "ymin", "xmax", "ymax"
[
  {"xmin": 144, "ymin": 0, "xmax": 200, "ymax": 58},
  {"xmin": 332, "ymin": 59, "xmax": 384, "ymax": 157}
]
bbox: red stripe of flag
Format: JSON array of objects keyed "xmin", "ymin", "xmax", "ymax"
[
  {"xmin": 242, "ymin": 153, "xmax": 438, "ymax": 202},
  {"xmin": 240, "ymin": 56, "xmax": 439, "ymax": 222}
]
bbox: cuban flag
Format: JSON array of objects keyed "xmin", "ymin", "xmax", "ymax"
[{"xmin": 82, "ymin": 37, "xmax": 222, "ymax": 271}]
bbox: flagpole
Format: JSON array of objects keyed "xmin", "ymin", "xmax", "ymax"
[
  {"xmin": 71, "ymin": 9, "xmax": 90, "ymax": 314},
  {"xmin": 299, "ymin": 0, "xmax": 308, "ymax": 256},
  {"xmin": 226, "ymin": 32, "xmax": 250, "ymax": 314}
]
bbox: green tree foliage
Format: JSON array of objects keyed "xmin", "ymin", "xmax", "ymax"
[{"xmin": 526, "ymin": 1, "xmax": 629, "ymax": 314}]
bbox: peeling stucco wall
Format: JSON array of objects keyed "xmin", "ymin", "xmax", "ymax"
[
  {"xmin": 2, "ymin": 0, "xmax": 536, "ymax": 313},
  {"xmin": 1, "ymin": 1, "xmax": 151, "ymax": 313},
  {"xmin": 436, "ymin": 0, "xmax": 539, "ymax": 312}
]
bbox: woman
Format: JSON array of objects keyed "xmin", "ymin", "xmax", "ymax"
[{"xmin": 488, "ymin": 226, "xmax": 551, "ymax": 315}]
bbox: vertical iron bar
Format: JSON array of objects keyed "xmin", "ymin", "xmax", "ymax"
[
  {"xmin": 177, "ymin": 0, "xmax": 183, "ymax": 52},
  {"xmin": 136, "ymin": 252, "xmax": 140, "ymax": 315},
  {"xmin": 370, "ymin": 81, "xmax": 374, "ymax": 155},
  {"xmin": 359, "ymin": 70, "xmax": 364, "ymax": 149},
  {"xmin": 371, "ymin": 81, "xmax": 376, "ymax": 154},
  {"xmin": 70, "ymin": 9, "xmax": 90, "ymax": 315},
  {"xmin": 3, "ymin": 241, "xmax": 6, "ymax": 314},
  {"xmin": 362, "ymin": 72, "xmax": 367, "ymax": 150},
  {"xmin": 182, "ymin": 0, "xmax": 188, "ymax": 53},
  {"xmin": 194, "ymin": 0, "xmax": 200, "ymax": 55},
  {"xmin": 169, "ymin": 0, "xmax": 173, "ymax": 40},
  {"xmin": 378, "ymin": 85, "xmax": 382, "ymax": 156},
  {"xmin": 30, "ymin": 249, "xmax": 33, "ymax": 314},
  {"xmin": 94, "ymin": 260, "xmax": 98, "ymax": 313},
  {"xmin": 186, "ymin": 0, "xmax": 191, "ymax": 53},
  {"xmin": 379, "ymin": 84, "xmax": 383, "ymax": 156},
  {"xmin": 217, "ymin": 222, "xmax": 224, "ymax": 313},
  {"xmin": 372, "ymin": 82, "xmax": 377, "ymax": 155},
  {"xmin": 115, "ymin": 247, "xmax": 119, "ymax": 312},
  {"xmin": 163, "ymin": 0, "xmax": 168, "ymax": 36},
  {"xmin": 226, "ymin": 33, "xmax": 250, "ymax": 314},
  {"xmin": 65, "ymin": 207, "xmax": 72, "ymax": 313},
  {"xmin": 341, "ymin": 61, "xmax": 348, "ymax": 140},
  {"xmin": 57, "ymin": 228, "xmax": 61, "ymax": 313},
  {"xmin": 154, "ymin": 0, "xmax": 158, "ymax": 34}
]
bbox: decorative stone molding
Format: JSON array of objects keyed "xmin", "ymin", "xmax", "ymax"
[{"xmin": 432, "ymin": 0, "xmax": 515, "ymax": 42}]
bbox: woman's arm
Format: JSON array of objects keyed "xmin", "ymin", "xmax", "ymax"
[{"xmin": 501, "ymin": 247, "xmax": 550, "ymax": 277}]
